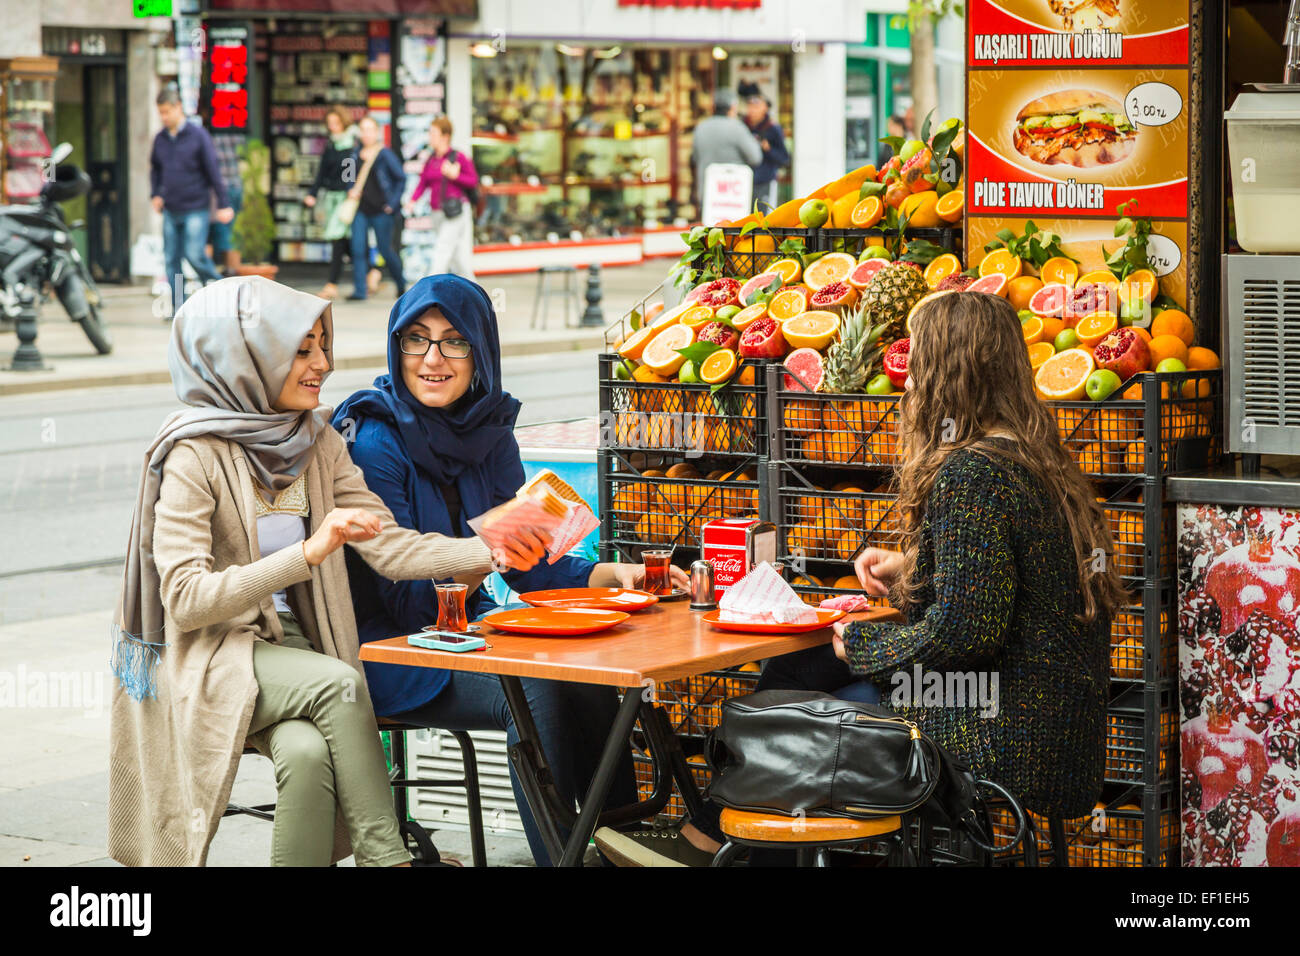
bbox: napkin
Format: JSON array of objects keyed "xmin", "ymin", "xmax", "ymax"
[
  {"xmin": 718, "ymin": 562, "xmax": 818, "ymax": 626},
  {"xmin": 820, "ymin": 594, "xmax": 873, "ymax": 612},
  {"xmin": 468, "ymin": 469, "xmax": 599, "ymax": 565}
]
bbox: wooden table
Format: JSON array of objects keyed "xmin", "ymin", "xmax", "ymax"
[{"xmin": 361, "ymin": 600, "xmax": 898, "ymax": 866}]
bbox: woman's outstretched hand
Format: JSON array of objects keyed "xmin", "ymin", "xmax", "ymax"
[
  {"xmin": 303, "ymin": 508, "xmax": 383, "ymax": 566},
  {"xmin": 854, "ymin": 548, "xmax": 904, "ymax": 597}
]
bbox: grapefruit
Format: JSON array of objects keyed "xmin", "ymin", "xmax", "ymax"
[
  {"xmin": 739, "ymin": 271, "xmax": 783, "ymax": 306},
  {"xmin": 731, "ymin": 302, "xmax": 768, "ymax": 331},
  {"xmin": 768, "ymin": 286, "xmax": 810, "ymax": 320},
  {"xmin": 783, "ymin": 348, "xmax": 826, "ymax": 392},
  {"xmin": 640, "ymin": 323, "xmax": 696, "ymax": 376},
  {"xmin": 1035, "ymin": 348, "xmax": 1096, "ymax": 401},
  {"xmin": 968, "ymin": 274, "xmax": 1008, "ymax": 297},
  {"xmin": 781, "ymin": 311, "xmax": 841, "ymax": 351},
  {"xmin": 803, "ymin": 253, "xmax": 858, "ymax": 291},
  {"xmin": 848, "ymin": 258, "xmax": 888, "ymax": 290},
  {"xmin": 906, "ymin": 289, "xmax": 955, "ymax": 335},
  {"xmin": 923, "ymin": 253, "xmax": 962, "ymax": 290},
  {"xmin": 1029, "ymin": 283, "xmax": 1071, "ymax": 318}
]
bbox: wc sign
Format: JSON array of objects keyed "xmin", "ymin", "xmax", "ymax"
[{"xmin": 701, "ymin": 163, "xmax": 754, "ymax": 227}]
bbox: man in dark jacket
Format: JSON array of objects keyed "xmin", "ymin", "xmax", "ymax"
[
  {"xmin": 150, "ymin": 89, "xmax": 232, "ymax": 315},
  {"xmin": 739, "ymin": 82, "xmax": 789, "ymax": 211}
]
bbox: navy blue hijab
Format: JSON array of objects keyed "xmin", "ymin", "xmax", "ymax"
[{"xmin": 332, "ymin": 274, "xmax": 522, "ymax": 486}]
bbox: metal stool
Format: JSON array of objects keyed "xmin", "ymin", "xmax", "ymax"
[
  {"xmin": 530, "ymin": 264, "xmax": 580, "ymax": 329},
  {"xmin": 711, "ymin": 808, "xmax": 916, "ymax": 867}
]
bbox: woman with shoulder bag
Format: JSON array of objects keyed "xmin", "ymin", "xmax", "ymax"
[
  {"xmin": 303, "ymin": 106, "xmax": 357, "ymax": 300},
  {"xmin": 407, "ymin": 117, "xmax": 478, "ymax": 280},
  {"xmin": 107, "ymin": 276, "xmax": 546, "ymax": 867},
  {"xmin": 347, "ymin": 115, "xmax": 406, "ymax": 301}
]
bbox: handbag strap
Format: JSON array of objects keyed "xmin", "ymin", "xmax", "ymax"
[{"xmin": 353, "ymin": 147, "xmax": 379, "ymax": 196}]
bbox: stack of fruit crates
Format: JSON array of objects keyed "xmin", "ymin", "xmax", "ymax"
[{"xmin": 766, "ymin": 362, "xmax": 1223, "ymax": 866}]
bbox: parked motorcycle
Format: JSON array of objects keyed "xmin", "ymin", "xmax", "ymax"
[{"xmin": 0, "ymin": 142, "xmax": 112, "ymax": 355}]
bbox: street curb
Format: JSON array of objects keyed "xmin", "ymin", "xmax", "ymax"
[{"xmin": 0, "ymin": 333, "xmax": 607, "ymax": 397}]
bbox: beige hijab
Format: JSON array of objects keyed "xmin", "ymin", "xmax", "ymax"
[{"xmin": 113, "ymin": 276, "xmax": 334, "ymax": 701}]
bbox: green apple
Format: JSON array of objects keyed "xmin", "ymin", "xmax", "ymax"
[
  {"xmin": 799, "ymin": 199, "xmax": 830, "ymax": 229},
  {"xmin": 1155, "ymin": 357, "xmax": 1187, "ymax": 374},
  {"xmin": 678, "ymin": 360, "xmax": 700, "ymax": 384},
  {"xmin": 614, "ymin": 360, "xmax": 634, "ymax": 381},
  {"xmin": 1086, "ymin": 369, "xmax": 1122, "ymax": 402},
  {"xmin": 1018, "ymin": 309, "xmax": 1036, "ymax": 323},
  {"xmin": 866, "ymin": 373, "xmax": 894, "ymax": 396},
  {"xmin": 859, "ymin": 246, "xmax": 893, "ymax": 263},
  {"xmin": 1054, "ymin": 329, "xmax": 1081, "ymax": 352},
  {"xmin": 899, "ymin": 139, "xmax": 926, "ymax": 162}
]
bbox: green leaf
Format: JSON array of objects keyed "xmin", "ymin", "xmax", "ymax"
[
  {"xmin": 1024, "ymin": 219, "xmax": 1038, "ymax": 235},
  {"xmin": 710, "ymin": 380, "xmax": 731, "ymax": 395},
  {"xmin": 984, "ymin": 239, "xmax": 1005, "ymax": 252},
  {"xmin": 878, "ymin": 134, "xmax": 905, "ymax": 157},
  {"xmin": 707, "ymin": 227, "xmax": 724, "ymax": 249},
  {"xmin": 860, "ymin": 180, "xmax": 887, "ymax": 200},
  {"xmin": 687, "ymin": 225, "xmax": 708, "ymax": 244},
  {"xmin": 778, "ymin": 236, "xmax": 806, "ymax": 255},
  {"xmin": 995, "ymin": 228, "xmax": 1016, "ymax": 243},
  {"xmin": 675, "ymin": 342, "xmax": 722, "ymax": 366},
  {"xmin": 930, "ymin": 125, "xmax": 960, "ymax": 167},
  {"xmin": 629, "ymin": 309, "xmax": 642, "ymax": 331},
  {"xmin": 802, "ymin": 250, "xmax": 827, "ymax": 267},
  {"xmin": 761, "ymin": 274, "xmax": 782, "ymax": 297},
  {"xmin": 920, "ymin": 108, "xmax": 935, "ymax": 145},
  {"xmin": 739, "ymin": 220, "xmax": 759, "ymax": 238}
]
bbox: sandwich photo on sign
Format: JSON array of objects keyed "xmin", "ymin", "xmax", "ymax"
[{"xmin": 1012, "ymin": 90, "xmax": 1137, "ymax": 168}]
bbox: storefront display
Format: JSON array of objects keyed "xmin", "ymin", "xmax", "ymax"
[
  {"xmin": 0, "ymin": 58, "xmax": 59, "ymax": 203},
  {"xmin": 395, "ymin": 19, "xmax": 448, "ymax": 279}
]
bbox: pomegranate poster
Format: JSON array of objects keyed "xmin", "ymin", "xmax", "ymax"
[
  {"xmin": 1178, "ymin": 503, "xmax": 1300, "ymax": 867},
  {"xmin": 967, "ymin": 0, "xmax": 1191, "ymax": 68}
]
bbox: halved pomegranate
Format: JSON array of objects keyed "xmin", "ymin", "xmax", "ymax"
[
  {"xmin": 698, "ymin": 321, "xmax": 739, "ymax": 351},
  {"xmin": 884, "ymin": 338, "xmax": 910, "ymax": 388},
  {"xmin": 694, "ymin": 277, "xmax": 741, "ymax": 309},
  {"xmin": 1064, "ymin": 282, "xmax": 1116, "ymax": 321},
  {"xmin": 808, "ymin": 281, "xmax": 859, "ymax": 312},
  {"xmin": 738, "ymin": 316, "xmax": 787, "ymax": 359},
  {"xmin": 1092, "ymin": 328, "xmax": 1150, "ymax": 383}
]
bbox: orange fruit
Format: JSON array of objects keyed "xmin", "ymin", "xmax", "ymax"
[
  {"xmin": 1027, "ymin": 341, "xmax": 1056, "ymax": 371},
  {"xmin": 1040, "ymin": 315, "xmax": 1065, "ymax": 342},
  {"xmin": 1130, "ymin": 326, "xmax": 1152, "ymax": 346},
  {"xmin": 640, "ymin": 323, "xmax": 695, "ymax": 375},
  {"xmin": 783, "ymin": 399, "xmax": 822, "ymax": 436},
  {"xmin": 1022, "ymin": 315, "xmax": 1046, "ymax": 345},
  {"xmin": 1121, "ymin": 269, "xmax": 1158, "ymax": 304},
  {"xmin": 680, "ymin": 305, "xmax": 716, "ymax": 331},
  {"xmin": 617, "ymin": 324, "xmax": 660, "ymax": 361},
  {"xmin": 699, "ymin": 348, "xmax": 738, "ymax": 385},
  {"xmin": 830, "ymin": 191, "xmax": 860, "ymax": 229},
  {"xmin": 1007, "ymin": 275, "xmax": 1045, "ymax": 312},
  {"xmin": 1187, "ymin": 346, "xmax": 1221, "ymax": 370},
  {"xmin": 735, "ymin": 364, "xmax": 757, "ymax": 386},
  {"xmin": 832, "ymin": 574, "xmax": 861, "ymax": 590},
  {"xmin": 769, "ymin": 258, "xmax": 803, "ymax": 284},
  {"xmin": 764, "ymin": 197, "xmax": 806, "ymax": 228},
  {"xmin": 1150, "ymin": 309, "xmax": 1194, "ymax": 346},
  {"xmin": 923, "ymin": 253, "xmax": 962, "ymax": 290},
  {"xmin": 1078, "ymin": 270, "xmax": 1120, "ymax": 289},
  {"xmin": 979, "ymin": 248, "xmax": 1023, "ymax": 279},
  {"xmin": 935, "ymin": 190, "xmax": 964, "ymax": 223},
  {"xmin": 631, "ymin": 364, "xmax": 667, "ymax": 384},
  {"xmin": 730, "ymin": 302, "xmax": 768, "ymax": 332},
  {"xmin": 822, "ymin": 164, "xmax": 876, "ymax": 201},
  {"xmin": 803, "ymin": 253, "xmax": 858, "ymax": 291},
  {"xmin": 850, "ymin": 196, "xmax": 884, "ymax": 228},
  {"xmin": 1039, "ymin": 256, "xmax": 1079, "ymax": 287},
  {"xmin": 1075, "ymin": 311, "xmax": 1118, "ymax": 348},
  {"xmin": 1147, "ymin": 334, "xmax": 1190, "ymax": 369},
  {"xmin": 900, "ymin": 190, "xmax": 941, "ymax": 228},
  {"xmin": 768, "ymin": 286, "xmax": 810, "ymax": 320},
  {"xmin": 781, "ymin": 310, "xmax": 841, "ymax": 351},
  {"xmin": 1035, "ymin": 348, "xmax": 1096, "ymax": 401}
]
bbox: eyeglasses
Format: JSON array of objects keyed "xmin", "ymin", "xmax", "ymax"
[{"xmin": 397, "ymin": 333, "xmax": 473, "ymax": 359}]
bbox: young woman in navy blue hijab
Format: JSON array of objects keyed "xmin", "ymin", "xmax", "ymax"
[{"xmin": 333, "ymin": 274, "xmax": 684, "ymax": 864}]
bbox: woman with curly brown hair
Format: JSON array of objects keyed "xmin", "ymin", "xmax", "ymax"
[{"xmin": 597, "ymin": 291, "xmax": 1127, "ymax": 866}]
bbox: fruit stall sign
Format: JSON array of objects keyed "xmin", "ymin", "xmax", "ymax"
[
  {"xmin": 967, "ymin": 0, "xmax": 1190, "ymax": 68},
  {"xmin": 205, "ymin": 25, "xmax": 251, "ymax": 132},
  {"xmin": 701, "ymin": 163, "xmax": 754, "ymax": 228}
]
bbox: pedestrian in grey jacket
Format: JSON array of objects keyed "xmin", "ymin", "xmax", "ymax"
[{"xmin": 690, "ymin": 89, "xmax": 763, "ymax": 208}]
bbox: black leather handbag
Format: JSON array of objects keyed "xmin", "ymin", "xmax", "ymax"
[{"xmin": 703, "ymin": 690, "xmax": 943, "ymax": 819}]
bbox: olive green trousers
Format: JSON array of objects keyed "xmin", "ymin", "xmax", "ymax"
[{"xmin": 243, "ymin": 613, "xmax": 408, "ymax": 867}]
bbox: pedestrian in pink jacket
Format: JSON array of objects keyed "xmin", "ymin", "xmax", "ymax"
[{"xmin": 407, "ymin": 117, "xmax": 478, "ymax": 279}]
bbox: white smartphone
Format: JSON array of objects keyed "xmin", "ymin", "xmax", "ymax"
[{"xmin": 407, "ymin": 632, "xmax": 486, "ymax": 652}]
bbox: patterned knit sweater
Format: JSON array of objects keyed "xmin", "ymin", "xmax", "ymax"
[{"xmin": 841, "ymin": 441, "xmax": 1109, "ymax": 818}]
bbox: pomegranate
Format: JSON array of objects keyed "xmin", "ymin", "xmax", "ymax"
[
  {"xmin": 935, "ymin": 274, "xmax": 976, "ymax": 292},
  {"xmin": 738, "ymin": 316, "xmax": 786, "ymax": 359},
  {"xmin": 1205, "ymin": 534, "xmax": 1300, "ymax": 635},
  {"xmin": 900, "ymin": 148, "xmax": 934, "ymax": 192},
  {"xmin": 1092, "ymin": 328, "xmax": 1151, "ymax": 383},
  {"xmin": 1182, "ymin": 707, "xmax": 1270, "ymax": 810},
  {"xmin": 808, "ymin": 281, "xmax": 859, "ymax": 312},
  {"xmin": 1064, "ymin": 282, "xmax": 1117, "ymax": 321},
  {"xmin": 693, "ymin": 277, "xmax": 741, "ymax": 309},
  {"xmin": 876, "ymin": 155, "xmax": 901, "ymax": 183},
  {"xmin": 697, "ymin": 321, "xmax": 739, "ymax": 352},
  {"xmin": 884, "ymin": 338, "xmax": 910, "ymax": 389},
  {"xmin": 1267, "ymin": 807, "xmax": 1300, "ymax": 866}
]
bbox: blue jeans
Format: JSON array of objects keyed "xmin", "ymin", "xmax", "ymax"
[
  {"xmin": 351, "ymin": 210, "xmax": 405, "ymax": 298},
  {"xmin": 390, "ymin": 671, "xmax": 638, "ymax": 866},
  {"xmin": 163, "ymin": 208, "xmax": 222, "ymax": 312},
  {"xmin": 208, "ymin": 182, "xmax": 243, "ymax": 255}
]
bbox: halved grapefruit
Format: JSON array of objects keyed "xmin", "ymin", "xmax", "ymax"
[
  {"xmin": 923, "ymin": 253, "xmax": 962, "ymax": 290},
  {"xmin": 803, "ymin": 253, "xmax": 858, "ymax": 291},
  {"xmin": 847, "ymin": 258, "xmax": 888, "ymax": 291},
  {"xmin": 739, "ymin": 271, "xmax": 783, "ymax": 306},
  {"xmin": 730, "ymin": 302, "xmax": 768, "ymax": 331},
  {"xmin": 906, "ymin": 289, "xmax": 955, "ymax": 335},
  {"xmin": 783, "ymin": 348, "xmax": 826, "ymax": 392},
  {"xmin": 768, "ymin": 286, "xmax": 811, "ymax": 320},
  {"xmin": 781, "ymin": 311, "xmax": 841, "ymax": 351},
  {"xmin": 1028, "ymin": 283, "xmax": 1071, "ymax": 318},
  {"xmin": 640, "ymin": 324, "xmax": 696, "ymax": 376},
  {"xmin": 618, "ymin": 307, "xmax": 683, "ymax": 360},
  {"xmin": 1035, "ymin": 348, "xmax": 1096, "ymax": 401},
  {"xmin": 968, "ymin": 274, "xmax": 1008, "ymax": 297}
]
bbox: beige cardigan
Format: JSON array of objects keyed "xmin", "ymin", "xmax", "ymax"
[{"xmin": 108, "ymin": 427, "xmax": 493, "ymax": 866}]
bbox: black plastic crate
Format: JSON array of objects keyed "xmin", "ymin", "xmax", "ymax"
[
  {"xmin": 771, "ymin": 385, "xmax": 902, "ymax": 474},
  {"xmin": 1106, "ymin": 686, "xmax": 1178, "ymax": 786},
  {"xmin": 717, "ymin": 225, "xmax": 814, "ymax": 280},
  {"xmin": 814, "ymin": 225, "xmax": 962, "ymax": 257}
]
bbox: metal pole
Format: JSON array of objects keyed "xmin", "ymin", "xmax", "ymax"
[
  {"xmin": 7, "ymin": 290, "xmax": 48, "ymax": 371},
  {"xmin": 581, "ymin": 263, "xmax": 605, "ymax": 327}
]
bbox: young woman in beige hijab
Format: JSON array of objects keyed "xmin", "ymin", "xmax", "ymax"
[{"xmin": 108, "ymin": 276, "xmax": 543, "ymax": 866}]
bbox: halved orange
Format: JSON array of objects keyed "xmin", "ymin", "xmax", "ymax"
[
  {"xmin": 768, "ymin": 286, "xmax": 810, "ymax": 320},
  {"xmin": 1039, "ymin": 257, "xmax": 1079, "ymax": 287},
  {"xmin": 935, "ymin": 190, "xmax": 964, "ymax": 223},
  {"xmin": 979, "ymin": 248, "xmax": 1023, "ymax": 280},
  {"xmin": 1035, "ymin": 348, "xmax": 1096, "ymax": 401},
  {"xmin": 850, "ymin": 196, "xmax": 884, "ymax": 229},
  {"xmin": 1075, "ymin": 311, "xmax": 1118, "ymax": 348},
  {"xmin": 769, "ymin": 258, "xmax": 803, "ymax": 284},
  {"xmin": 923, "ymin": 253, "xmax": 962, "ymax": 290},
  {"xmin": 803, "ymin": 253, "xmax": 858, "ymax": 291},
  {"xmin": 1022, "ymin": 315, "xmax": 1045, "ymax": 345},
  {"xmin": 731, "ymin": 302, "xmax": 768, "ymax": 331},
  {"xmin": 640, "ymin": 323, "xmax": 696, "ymax": 375},
  {"xmin": 680, "ymin": 305, "xmax": 716, "ymax": 330},
  {"xmin": 781, "ymin": 311, "xmax": 841, "ymax": 351},
  {"xmin": 699, "ymin": 348, "xmax": 739, "ymax": 384},
  {"xmin": 1121, "ymin": 268, "xmax": 1158, "ymax": 304},
  {"xmin": 1027, "ymin": 341, "xmax": 1056, "ymax": 371},
  {"xmin": 1078, "ymin": 269, "xmax": 1120, "ymax": 289}
]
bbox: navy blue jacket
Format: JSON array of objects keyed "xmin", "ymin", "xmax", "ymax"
[
  {"xmin": 150, "ymin": 121, "xmax": 229, "ymax": 212},
  {"xmin": 746, "ymin": 117, "xmax": 790, "ymax": 188},
  {"xmin": 353, "ymin": 145, "xmax": 406, "ymax": 213},
  {"xmin": 342, "ymin": 415, "xmax": 594, "ymax": 716}
]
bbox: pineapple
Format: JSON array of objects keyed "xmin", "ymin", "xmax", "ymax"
[
  {"xmin": 820, "ymin": 303, "xmax": 886, "ymax": 393},
  {"xmin": 859, "ymin": 260, "xmax": 927, "ymax": 347}
]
